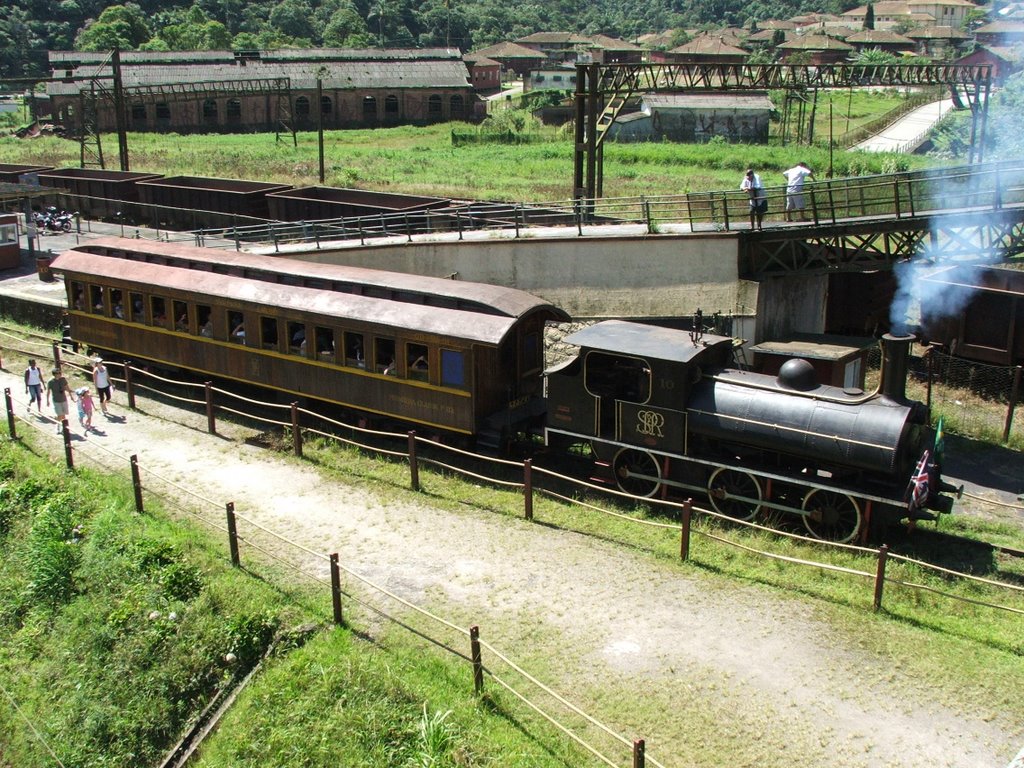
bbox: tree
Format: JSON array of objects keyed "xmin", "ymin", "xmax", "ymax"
[
  {"xmin": 156, "ymin": 5, "xmax": 232, "ymax": 49},
  {"xmin": 322, "ymin": 3, "xmax": 371, "ymax": 46},
  {"xmin": 74, "ymin": 3, "xmax": 151, "ymax": 50},
  {"xmin": 863, "ymin": 2, "xmax": 874, "ymax": 30},
  {"xmin": 268, "ymin": 0, "xmax": 316, "ymax": 42}
]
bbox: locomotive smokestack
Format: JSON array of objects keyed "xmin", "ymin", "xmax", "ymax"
[{"xmin": 880, "ymin": 333, "xmax": 914, "ymax": 401}]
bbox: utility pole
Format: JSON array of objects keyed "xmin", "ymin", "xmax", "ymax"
[{"xmin": 112, "ymin": 48, "xmax": 130, "ymax": 171}]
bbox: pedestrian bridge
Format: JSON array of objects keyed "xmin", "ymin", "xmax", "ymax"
[{"xmin": 225, "ymin": 159, "xmax": 1024, "ymax": 279}]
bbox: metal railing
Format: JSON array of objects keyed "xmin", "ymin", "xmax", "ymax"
[{"xmin": 182, "ymin": 159, "xmax": 1024, "ymax": 250}]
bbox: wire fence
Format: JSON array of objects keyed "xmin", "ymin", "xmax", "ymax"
[
  {"xmin": 2, "ymin": 328, "xmax": 1023, "ymax": 766},
  {"xmin": 867, "ymin": 345, "xmax": 1023, "ymax": 446}
]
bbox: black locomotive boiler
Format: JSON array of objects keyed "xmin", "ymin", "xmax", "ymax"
[{"xmin": 544, "ymin": 320, "xmax": 955, "ymax": 543}]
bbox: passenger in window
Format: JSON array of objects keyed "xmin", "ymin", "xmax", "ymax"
[
  {"xmin": 232, "ymin": 321, "xmax": 246, "ymax": 344},
  {"xmin": 291, "ymin": 327, "xmax": 305, "ymax": 346},
  {"xmin": 383, "ymin": 358, "xmax": 397, "ymax": 376},
  {"xmin": 411, "ymin": 355, "xmax": 428, "ymax": 371},
  {"xmin": 113, "ymin": 302, "xmax": 124, "ymax": 319},
  {"xmin": 175, "ymin": 313, "xmax": 188, "ymax": 332},
  {"xmin": 200, "ymin": 319, "xmax": 213, "ymax": 337}
]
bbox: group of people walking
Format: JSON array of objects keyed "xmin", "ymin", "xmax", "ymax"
[
  {"xmin": 24, "ymin": 356, "xmax": 113, "ymax": 435},
  {"xmin": 740, "ymin": 162, "xmax": 815, "ymax": 231}
]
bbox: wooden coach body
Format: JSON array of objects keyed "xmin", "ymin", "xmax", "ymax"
[{"xmin": 52, "ymin": 239, "xmax": 567, "ymax": 436}]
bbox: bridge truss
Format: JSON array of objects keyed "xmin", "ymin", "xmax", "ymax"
[
  {"xmin": 572, "ymin": 62, "xmax": 993, "ymax": 200},
  {"xmin": 739, "ymin": 206, "xmax": 1024, "ymax": 278}
]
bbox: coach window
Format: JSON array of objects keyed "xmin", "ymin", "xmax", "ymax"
[
  {"xmin": 173, "ymin": 300, "xmax": 189, "ymax": 332},
  {"xmin": 198, "ymin": 305, "xmax": 212, "ymax": 337},
  {"xmin": 89, "ymin": 285, "xmax": 105, "ymax": 314},
  {"xmin": 150, "ymin": 296, "xmax": 167, "ymax": 327},
  {"xmin": 228, "ymin": 311, "xmax": 245, "ymax": 344},
  {"xmin": 441, "ymin": 349, "xmax": 465, "ymax": 388},
  {"xmin": 71, "ymin": 282, "xmax": 85, "ymax": 310},
  {"xmin": 129, "ymin": 292, "xmax": 145, "ymax": 323},
  {"xmin": 407, "ymin": 342, "xmax": 428, "ymax": 382},
  {"xmin": 260, "ymin": 316, "xmax": 279, "ymax": 350},
  {"xmin": 344, "ymin": 331, "xmax": 365, "ymax": 368},
  {"xmin": 375, "ymin": 337, "xmax": 396, "ymax": 375},
  {"xmin": 314, "ymin": 327, "xmax": 335, "ymax": 362},
  {"xmin": 287, "ymin": 321, "xmax": 306, "ymax": 355},
  {"xmin": 111, "ymin": 289, "xmax": 124, "ymax": 319}
]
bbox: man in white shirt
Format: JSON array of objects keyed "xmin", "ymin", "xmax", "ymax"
[{"xmin": 783, "ymin": 162, "xmax": 814, "ymax": 221}]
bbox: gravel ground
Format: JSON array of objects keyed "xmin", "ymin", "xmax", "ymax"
[{"xmin": 2, "ymin": 363, "xmax": 1022, "ymax": 768}]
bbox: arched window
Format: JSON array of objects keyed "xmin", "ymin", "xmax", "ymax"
[
  {"xmin": 226, "ymin": 98, "xmax": 242, "ymax": 125},
  {"xmin": 321, "ymin": 96, "xmax": 332, "ymax": 116},
  {"xmin": 155, "ymin": 102, "xmax": 171, "ymax": 125},
  {"xmin": 202, "ymin": 99, "xmax": 218, "ymax": 126},
  {"xmin": 385, "ymin": 94, "xmax": 399, "ymax": 115},
  {"xmin": 427, "ymin": 95, "xmax": 442, "ymax": 121},
  {"xmin": 295, "ymin": 96, "xmax": 310, "ymax": 119},
  {"xmin": 130, "ymin": 103, "xmax": 146, "ymax": 125},
  {"xmin": 449, "ymin": 95, "xmax": 464, "ymax": 120},
  {"xmin": 362, "ymin": 95, "xmax": 377, "ymax": 123}
]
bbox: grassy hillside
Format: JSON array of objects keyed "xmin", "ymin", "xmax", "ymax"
[
  {"xmin": 0, "ymin": 439, "xmax": 587, "ymax": 767},
  {"xmin": 0, "ymin": 103, "xmax": 942, "ymax": 204}
]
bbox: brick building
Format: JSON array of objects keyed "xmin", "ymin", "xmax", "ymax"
[{"xmin": 47, "ymin": 48, "xmax": 478, "ymax": 134}]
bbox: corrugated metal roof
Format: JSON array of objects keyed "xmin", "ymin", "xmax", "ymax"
[
  {"xmin": 470, "ymin": 42, "xmax": 544, "ymax": 59},
  {"xmin": 643, "ymin": 92, "xmax": 773, "ymax": 110},
  {"xmin": 48, "ymin": 50, "xmax": 470, "ymax": 94}
]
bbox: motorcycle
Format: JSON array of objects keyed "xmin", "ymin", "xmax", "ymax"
[{"xmin": 32, "ymin": 207, "xmax": 77, "ymax": 233}]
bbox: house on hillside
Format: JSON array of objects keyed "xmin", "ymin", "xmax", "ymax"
[
  {"xmin": 955, "ymin": 45, "xmax": 1022, "ymax": 84},
  {"xmin": 468, "ymin": 42, "xmax": 545, "ymax": 77},
  {"xmin": 515, "ymin": 32, "xmax": 591, "ymax": 64},
  {"xmin": 844, "ymin": 28, "xmax": 917, "ymax": 54},
  {"xmin": 667, "ymin": 34, "xmax": 749, "ymax": 64},
  {"xmin": 608, "ymin": 92, "xmax": 773, "ymax": 143},
  {"xmin": 584, "ymin": 35, "xmax": 645, "ymax": 64},
  {"xmin": 524, "ymin": 65, "xmax": 578, "ymax": 92},
  {"xmin": 463, "ymin": 54, "xmax": 503, "ymax": 95},
  {"xmin": 778, "ymin": 34, "xmax": 854, "ymax": 64},
  {"xmin": 48, "ymin": 48, "xmax": 478, "ymax": 133},
  {"xmin": 974, "ymin": 20, "xmax": 1024, "ymax": 46},
  {"xmin": 905, "ymin": 25, "xmax": 972, "ymax": 56}
]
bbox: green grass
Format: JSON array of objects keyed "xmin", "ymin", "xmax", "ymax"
[
  {"xmin": 0, "ymin": 103, "xmax": 947, "ymax": 204},
  {"xmin": 0, "ymin": 437, "xmax": 594, "ymax": 767}
]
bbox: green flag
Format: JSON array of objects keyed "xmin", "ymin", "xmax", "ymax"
[{"xmin": 933, "ymin": 417, "xmax": 945, "ymax": 466}]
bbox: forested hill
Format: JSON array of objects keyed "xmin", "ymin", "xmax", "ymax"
[{"xmin": 0, "ymin": 0, "xmax": 851, "ymax": 78}]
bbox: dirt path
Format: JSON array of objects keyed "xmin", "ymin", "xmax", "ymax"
[{"xmin": 3, "ymin": 364, "xmax": 1021, "ymax": 768}]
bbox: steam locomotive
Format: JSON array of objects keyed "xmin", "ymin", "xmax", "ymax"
[{"xmin": 52, "ymin": 238, "xmax": 956, "ymax": 544}]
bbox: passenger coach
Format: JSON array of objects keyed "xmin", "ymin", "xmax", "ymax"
[{"xmin": 52, "ymin": 238, "xmax": 568, "ymax": 443}]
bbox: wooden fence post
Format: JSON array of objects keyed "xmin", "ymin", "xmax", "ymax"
[
  {"xmin": 61, "ymin": 419, "xmax": 73, "ymax": 469},
  {"xmin": 124, "ymin": 362, "xmax": 136, "ymax": 410},
  {"xmin": 291, "ymin": 402, "xmax": 302, "ymax": 457},
  {"xmin": 873, "ymin": 544, "xmax": 889, "ymax": 612},
  {"xmin": 408, "ymin": 431, "xmax": 419, "ymax": 492},
  {"xmin": 523, "ymin": 459, "xmax": 534, "ymax": 521},
  {"xmin": 205, "ymin": 382, "xmax": 216, "ymax": 434},
  {"xmin": 329, "ymin": 552, "xmax": 344, "ymax": 626},
  {"xmin": 1003, "ymin": 366, "xmax": 1021, "ymax": 444},
  {"xmin": 470, "ymin": 625, "xmax": 484, "ymax": 695},
  {"xmin": 4, "ymin": 388, "xmax": 15, "ymax": 440},
  {"xmin": 226, "ymin": 502, "xmax": 240, "ymax": 567},
  {"xmin": 130, "ymin": 454, "xmax": 144, "ymax": 513},
  {"xmin": 52, "ymin": 341, "xmax": 61, "ymax": 369},
  {"xmin": 633, "ymin": 738, "xmax": 645, "ymax": 768},
  {"xmin": 680, "ymin": 498, "xmax": 693, "ymax": 561}
]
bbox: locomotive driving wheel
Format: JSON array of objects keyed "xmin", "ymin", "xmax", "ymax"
[
  {"xmin": 707, "ymin": 468, "xmax": 763, "ymax": 521},
  {"xmin": 612, "ymin": 449, "xmax": 662, "ymax": 498},
  {"xmin": 801, "ymin": 489, "xmax": 861, "ymax": 543}
]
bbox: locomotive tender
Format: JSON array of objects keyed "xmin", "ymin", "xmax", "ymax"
[{"xmin": 53, "ymin": 238, "xmax": 956, "ymax": 543}]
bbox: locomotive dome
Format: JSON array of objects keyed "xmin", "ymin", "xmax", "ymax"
[{"xmin": 777, "ymin": 358, "xmax": 818, "ymax": 390}]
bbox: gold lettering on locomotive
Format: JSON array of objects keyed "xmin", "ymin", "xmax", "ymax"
[{"xmin": 635, "ymin": 410, "xmax": 664, "ymax": 438}]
